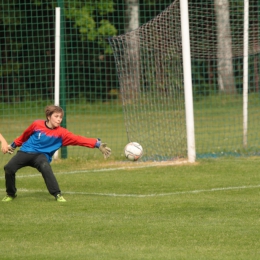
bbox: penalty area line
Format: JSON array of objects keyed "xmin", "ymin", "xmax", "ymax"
[{"xmin": 0, "ymin": 184, "xmax": 260, "ymax": 198}]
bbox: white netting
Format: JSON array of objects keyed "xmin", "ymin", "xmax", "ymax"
[
  {"xmin": 109, "ymin": 1, "xmax": 185, "ymax": 161},
  {"xmin": 109, "ymin": 0, "xmax": 260, "ymax": 160}
]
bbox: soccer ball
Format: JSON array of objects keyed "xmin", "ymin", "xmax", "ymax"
[{"xmin": 124, "ymin": 142, "xmax": 143, "ymax": 161}]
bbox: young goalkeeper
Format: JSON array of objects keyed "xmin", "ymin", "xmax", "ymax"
[
  {"xmin": 2, "ymin": 105, "xmax": 111, "ymax": 202},
  {"xmin": 0, "ymin": 133, "xmax": 8, "ymax": 154}
]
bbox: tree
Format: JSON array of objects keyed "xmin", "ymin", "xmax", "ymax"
[
  {"xmin": 214, "ymin": 0, "xmax": 237, "ymax": 94},
  {"xmin": 0, "ymin": 0, "xmax": 118, "ymax": 102},
  {"xmin": 65, "ymin": 0, "xmax": 117, "ymax": 54},
  {"xmin": 121, "ymin": 0, "xmax": 140, "ymax": 101},
  {"xmin": 125, "ymin": 0, "xmax": 139, "ymax": 32}
]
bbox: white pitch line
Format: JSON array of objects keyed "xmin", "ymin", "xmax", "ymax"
[
  {"xmin": 0, "ymin": 184, "xmax": 259, "ymax": 198},
  {"xmin": 0, "ymin": 162, "xmax": 259, "ymax": 198},
  {"xmin": 0, "ymin": 161, "xmax": 188, "ymax": 180}
]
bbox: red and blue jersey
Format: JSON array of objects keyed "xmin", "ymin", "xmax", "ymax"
[{"xmin": 13, "ymin": 120, "xmax": 97, "ymax": 162}]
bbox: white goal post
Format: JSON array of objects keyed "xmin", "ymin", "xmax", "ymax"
[
  {"xmin": 180, "ymin": 0, "xmax": 249, "ymax": 161},
  {"xmin": 53, "ymin": 7, "xmax": 61, "ymax": 160},
  {"xmin": 243, "ymin": 0, "xmax": 249, "ymax": 148},
  {"xmin": 180, "ymin": 0, "xmax": 196, "ymax": 163}
]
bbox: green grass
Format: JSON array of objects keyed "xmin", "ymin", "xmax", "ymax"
[{"xmin": 1, "ymin": 157, "xmax": 260, "ymax": 259}]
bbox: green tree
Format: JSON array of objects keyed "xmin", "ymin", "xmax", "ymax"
[
  {"xmin": 0, "ymin": 0, "xmax": 118, "ymax": 102},
  {"xmin": 64, "ymin": 0, "xmax": 117, "ymax": 54}
]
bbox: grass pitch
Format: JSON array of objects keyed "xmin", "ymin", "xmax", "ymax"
[{"xmin": 1, "ymin": 157, "xmax": 260, "ymax": 259}]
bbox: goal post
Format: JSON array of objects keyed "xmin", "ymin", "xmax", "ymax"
[
  {"xmin": 180, "ymin": 0, "xmax": 196, "ymax": 163},
  {"xmin": 243, "ymin": 0, "xmax": 249, "ymax": 148},
  {"xmin": 53, "ymin": 7, "xmax": 61, "ymax": 160},
  {"xmin": 54, "ymin": 5, "xmax": 67, "ymax": 160}
]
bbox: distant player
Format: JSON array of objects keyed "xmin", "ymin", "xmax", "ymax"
[
  {"xmin": 2, "ymin": 105, "xmax": 111, "ymax": 202},
  {"xmin": 0, "ymin": 133, "xmax": 8, "ymax": 154}
]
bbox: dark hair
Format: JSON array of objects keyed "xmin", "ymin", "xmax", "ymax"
[{"xmin": 45, "ymin": 105, "xmax": 64, "ymax": 120}]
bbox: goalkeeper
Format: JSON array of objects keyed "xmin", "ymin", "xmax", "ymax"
[{"xmin": 2, "ymin": 105, "xmax": 111, "ymax": 202}]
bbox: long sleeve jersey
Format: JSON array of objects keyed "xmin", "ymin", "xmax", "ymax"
[{"xmin": 13, "ymin": 120, "xmax": 98, "ymax": 162}]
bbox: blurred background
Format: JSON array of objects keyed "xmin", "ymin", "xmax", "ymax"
[{"xmin": 1, "ymin": 0, "xmax": 260, "ymax": 163}]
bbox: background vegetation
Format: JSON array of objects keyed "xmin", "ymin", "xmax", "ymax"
[
  {"xmin": 1, "ymin": 0, "xmax": 259, "ymax": 102},
  {"xmin": 0, "ymin": 0, "xmax": 172, "ymax": 102}
]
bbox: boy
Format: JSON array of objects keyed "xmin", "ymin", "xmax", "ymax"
[
  {"xmin": 2, "ymin": 105, "xmax": 111, "ymax": 202},
  {"xmin": 0, "ymin": 133, "xmax": 8, "ymax": 154}
]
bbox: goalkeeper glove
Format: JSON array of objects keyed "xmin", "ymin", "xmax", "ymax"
[
  {"xmin": 8, "ymin": 142, "xmax": 17, "ymax": 154},
  {"xmin": 96, "ymin": 139, "xmax": 111, "ymax": 159}
]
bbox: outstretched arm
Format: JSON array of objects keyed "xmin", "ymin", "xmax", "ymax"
[
  {"xmin": 0, "ymin": 133, "xmax": 9, "ymax": 154},
  {"xmin": 62, "ymin": 131, "xmax": 112, "ymax": 159}
]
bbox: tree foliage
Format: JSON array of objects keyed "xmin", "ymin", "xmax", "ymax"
[
  {"xmin": 65, "ymin": 0, "xmax": 116, "ymax": 53},
  {"xmin": 0, "ymin": 0, "xmax": 118, "ymax": 102}
]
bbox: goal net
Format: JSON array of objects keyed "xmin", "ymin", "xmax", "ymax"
[
  {"xmin": 109, "ymin": 1, "xmax": 185, "ymax": 161},
  {"xmin": 109, "ymin": 0, "xmax": 260, "ymax": 161}
]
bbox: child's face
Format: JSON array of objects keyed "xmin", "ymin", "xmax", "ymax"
[{"xmin": 47, "ymin": 112, "xmax": 63, "ymax": 128}]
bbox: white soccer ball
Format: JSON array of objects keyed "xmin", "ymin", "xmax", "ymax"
[{"xmin": 124, "ymin": 142, "xmax": 143, "ymax": 161}]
